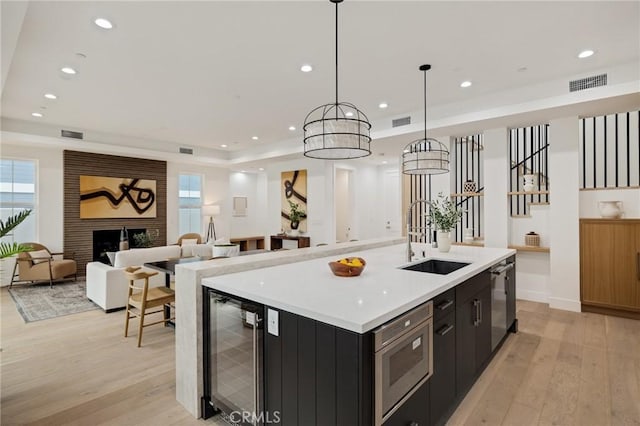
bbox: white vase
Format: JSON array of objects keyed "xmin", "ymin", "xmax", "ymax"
[
  {"xmin": 288, "ymin": 229, "xmax": 299, "ymax": 237},
  {"xmin": 437, "ymin": 231, "xmax": 451, "ymax": 253},
  {"xmin": 598, "ymin": 201, "xmax": 623, "ymax": 218},
  {"xmin": 523, "ymin": 174, "xmax": 537, "ymax": 192}
]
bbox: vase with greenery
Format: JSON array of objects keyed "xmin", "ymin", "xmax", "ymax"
[
  {"xmin": 132, "ymin": 231, "xmax": 154, "ymax": 248},
  {"xmin": 287, "ymin": 200, "xmax": 306, "ymax": 235},
  {"xmin": 0, "ymin": 210, "xmax": 32, "ymax": 258},
  {"xmin": 429, "ymin": 193, "xmax": 462, "ymax": 252}
]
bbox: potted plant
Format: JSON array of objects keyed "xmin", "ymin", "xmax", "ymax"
[
  {"xmin": 0, "ymin": 210, "xmax": 32, "ymax": 258},
  {"xmin": 132, "ymin": 231, "xmax": 154, "ymax": 248},
  {"xmin": 429, "ymin": 193, "xmax": 463, "ymax": 252},
  {"xmin": 287, "ymin": 200, "xmax": 306, "ymax": 236},
  {"xmin": 0, "ymin": 209, "xmax": 32, "ymax": 286}
]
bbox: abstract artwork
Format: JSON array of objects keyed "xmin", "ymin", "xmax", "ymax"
[
  {"xmin": 80, "ymin": 176, "xmax": 156, "ymax": 219},
  {"xmin": 281, "ymin": 170, "xmax": 307, "ymax": 232}
]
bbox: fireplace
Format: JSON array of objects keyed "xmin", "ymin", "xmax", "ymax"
[{"xmin": 93, "ymin": 229, "xmax": 146, "ymax": 264}]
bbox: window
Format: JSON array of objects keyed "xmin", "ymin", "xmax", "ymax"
[
  {"xmin": 178, "ymin": 174, "xmax": 202, "ymax": 235},
  {"xmin": 0, "ymin": 159, "xmax": 36, "ymax": 243}
]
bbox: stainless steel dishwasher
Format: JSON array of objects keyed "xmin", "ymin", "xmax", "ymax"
[{"xmin": 490, "ymin": 261, "xmax": 514, "ymax": 351}]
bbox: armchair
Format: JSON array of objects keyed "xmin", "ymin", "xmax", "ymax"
[
  {"xmin": 176, "ymin": 233, "xmax": 203, "ymax": 245},
  {"xmin": 10, "ymin": 243, "xmax": 77, "ymax": 288}
]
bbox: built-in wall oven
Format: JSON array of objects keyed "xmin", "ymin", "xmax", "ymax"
[
  {"xmin": 374, "ymin": 301, "xmax": 434, "ymax": 425},
  {"xmin": 203, "ymin": 289, "xmax": 264, "ymax": 426}
]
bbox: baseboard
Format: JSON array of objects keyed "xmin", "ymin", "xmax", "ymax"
[
  {"xmin": 582, "ymin": 304, "xmax": 640, "ymax": 320},
  {"xmin": 548, "ymin": 296, "xmax": 581, "ymax": 312},
  {"xmin": 516, "ymin": 289, "xmax": 549, "ymax": 304}
]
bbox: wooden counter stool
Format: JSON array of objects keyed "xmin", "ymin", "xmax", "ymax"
[{"xmin": 123, "ymin": 266, "xmax": 175, "ymax": 347}]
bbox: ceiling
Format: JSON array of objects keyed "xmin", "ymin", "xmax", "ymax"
[{"xmin": 2, "ymin": 1, "xmax": 639, "ymax": 167}]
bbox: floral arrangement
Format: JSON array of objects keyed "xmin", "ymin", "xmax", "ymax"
[{"xmin": 429, "ymin": 193, "xmax": 463, "ymax": 232}]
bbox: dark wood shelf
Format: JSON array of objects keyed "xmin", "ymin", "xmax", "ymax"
[{"xmin": 270, "ymin": 235, "xmax": 310, "ymax": 250}]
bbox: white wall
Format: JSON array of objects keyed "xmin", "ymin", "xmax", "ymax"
[
  {"xmin": 166, "ymin": 162, "xmax": 230, "ymax": 244},
  {"xmin": 228, "ymin": 171, "xmax": 267, "ymax": 238},
  {"xmin": 579, "ymin": 189, "xmax": 640, "ymax": 218},
  {"xmin": 483, "ymin": 128, "xmax": 509, "ymax": 248},
  {"xmin": 0, "ymin": 144, "xmax": 64, "ymax": 251},
  {"xmin": 548, "ymin": 116, "xmax": 581, "ymax": 311},
  {"xmin": 334, "ymin": 168, "xmax": 350, "ymax": 242},
  {"xmin": 265, "ymin": 158, "xmax": 329, "ymax": 248},
  {"xmin": 264, "ymin": 158, "xmax": 391, "ymax": 248}
]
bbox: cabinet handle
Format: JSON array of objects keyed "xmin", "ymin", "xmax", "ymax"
[
  {"xmin": 473, "ymin": 299, "xmax": 479, "ymax": 326},
  {"xmin": 436, "ymin": 299, "xmax": 453, "ymax": 311},
  {"xmin": 637, "ymin": 252, "xmax": 640, "ymax": 280},
  {"xmin": 436, "ymin": 324, "xmax": 454, "ymax": 336},
  {"xmin": 478, "ymin": 300, "xmax": 483, "ymax": 324}
]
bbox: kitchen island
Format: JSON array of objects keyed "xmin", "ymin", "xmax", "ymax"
[{"xmin": 174, "ymin": 238, "xmax": 516, "ymax": 425}]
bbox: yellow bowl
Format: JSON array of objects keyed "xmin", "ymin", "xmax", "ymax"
[{"xmin": 328, "ymin": 257, "xmax": 366, "ymax": 277}]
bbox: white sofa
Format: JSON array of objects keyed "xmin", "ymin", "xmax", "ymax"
[
  {"xmin": 86, "ymin": 245, "xmax": 185, "ymax": 312},
  {"xmin": 86, "ymin": 243, "xmax": 238, "ymax": 311}
]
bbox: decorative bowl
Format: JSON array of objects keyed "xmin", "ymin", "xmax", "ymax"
[{"xmin": 328, "ymin": 257, "xmax": 366, "ymax": 277}]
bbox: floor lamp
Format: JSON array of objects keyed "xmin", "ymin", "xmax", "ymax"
[{"xmin": 202, "ymin": 205, "xmax": 220, "ymax": 243}]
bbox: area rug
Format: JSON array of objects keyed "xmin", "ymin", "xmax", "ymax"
[{"xmin": 8, "ymin": 280, "xmax": 99, "ymax": 323}]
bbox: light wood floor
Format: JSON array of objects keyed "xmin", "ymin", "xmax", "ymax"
[{"xmin": 2, "ymin": 289, "xmax": 639, "ymax": 425}]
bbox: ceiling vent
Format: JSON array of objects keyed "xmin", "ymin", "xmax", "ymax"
[
  {"xmin": 179, "ymin": 147, "xmax": 194, "ymax": 155},
  {"xmin": 392, "ymin": 116, "xmax": 411, "ymax": 128},
  {"xmin": 569, "ymin": 74, "xmax": 607, "ymax": 92},
  {"xmin": 61, "ymin": 129, "xmax": 83, "ymax": 139}
]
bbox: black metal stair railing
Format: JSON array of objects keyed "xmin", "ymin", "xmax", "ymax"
[
  {"xmin": 509, "ymin": 125, "xmax": 550, "ymax": 217},
  {"xmin": 580, "ymin": 111, "xmax": 640, "ymax": 189},
  {"xmin": 453, "ymin": 134, "xmax": 484, "ymax": 243}
]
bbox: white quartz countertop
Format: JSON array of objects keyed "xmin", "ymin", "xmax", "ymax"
[{"xmin": 200, "ymin": 243, "xmax": 515, "ymax": 333}]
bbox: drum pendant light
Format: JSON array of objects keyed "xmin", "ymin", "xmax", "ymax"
[
  {"xmin": 402, "ymin": 64, "xmax": 450, "ymax": 174},
  {"xmin": 303, "ymin": 0, "xmax": 372, "ymax": 160}
]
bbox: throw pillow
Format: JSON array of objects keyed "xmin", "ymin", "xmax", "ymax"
[
  {"xmin": 181, "ymin": 238, "xmax": 198, "ymax": 246},
  {"xmin": 29, "ymin": 249, "xmax": 51, "ymax": 264}
]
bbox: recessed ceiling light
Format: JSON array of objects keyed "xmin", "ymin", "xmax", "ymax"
[
  {"xmin": 460, "ymin": 81, "xmax": 472, "ymax": 88},
  {"xmin": 61, "ymin": 67, "xmax": 76, "ymax": 75},
  {"xmin": 94, "ymin": 18, "xmax": 113, "ymax": 29},
  {"xmin": 251, "ymin": 136, "xmax": 259, "ymax": 140},
  {"xmin": 241, "ymin": 170, "xmax": 246, "ymax": 173},
  {"xmin": 220, "ymin": 144, "xmax": 228, "ymax": 148},
  {"xmin": 378, "ymin": 102, "xmax": 388, "ymax": 109},
  {"xmin": 259, "ymin": 167, "xmax": 265, "ymax": 171},
  {"xmin": 578, "ymin": 49, "xmax": 594, "ymax": 59},
  {"xmin": 288, "ymin": 126, "xmax": 296, "ymax": 131},
  {"xmin": 382, "ymin": 160, "xmax": 388, "ymax": 164},
  {"xmin": 31, "ymin": 112, "xmax": 43, "ymax": 118},
  {"xmin": 345, "ymin": 111, "xmax": 354, "ymax": 117},
  {"xmin": 300, "ymin": 64, "xmax": 313, "ymax": 73},
  {"xmin": 44, "ymin": 93, "xmax": 57, "ymax": 100}
]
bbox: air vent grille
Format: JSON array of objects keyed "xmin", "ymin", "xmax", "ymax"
[
  {"xmin": 179, "ymin": 147, "xmax": 194, "ymax": 155},
  {"xmin": 61, "ymin": 129, "xmax": 83, "ymax": 139},
  {"xmin": 392, "ymin": 116, "xmax": 411, "ymax": 127},
  {"xmin": 569, "ymin": 74, "xmax": 607, "ymax": 92}
]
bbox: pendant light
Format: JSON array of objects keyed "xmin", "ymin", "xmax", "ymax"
[
  {"xmin": 402, "ymin": 64, "xmax": 449, "ymax": 174},
  {"xmin": 303, "ymin": 0, "xmax": 371, "ymax": 160}
]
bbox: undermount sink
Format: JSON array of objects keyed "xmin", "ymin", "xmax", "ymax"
[{"xmin": 401, "ymin": 259, "xmax": 470, "ymax": 275}]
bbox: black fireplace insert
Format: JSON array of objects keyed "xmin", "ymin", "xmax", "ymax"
[{"xmin": 92, "ymin": 228, "xmax": 146, "ymax": 264}]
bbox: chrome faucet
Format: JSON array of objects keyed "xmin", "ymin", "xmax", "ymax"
[{"xmin": 406, "ymin": 199, "xmax": 433, "ymax": 262}]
